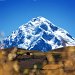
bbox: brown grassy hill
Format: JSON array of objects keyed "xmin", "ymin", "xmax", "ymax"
[{"xmin": 0, "ymin": 46, "xmax": 75, "ymax": 75}]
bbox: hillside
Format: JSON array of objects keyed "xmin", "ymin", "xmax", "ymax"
[{"xmin": 0, "ymin": 46, "xmax": 75, "ymax": 75}]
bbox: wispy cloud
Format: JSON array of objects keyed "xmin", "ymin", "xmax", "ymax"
[
  {"xmin": 33, "ymin": 0, "xmax": 37, "ymax": 2},
  {"xmin": 0, "ymin": 32, "xmax": 4, "ymax": 41},
  {"xmin": 0, "ymin": 32, "xmax": 4, "ymax": 37},
  {"xmin": 0, "ymin": 0, "xmax": 6, "ymax": 1}
]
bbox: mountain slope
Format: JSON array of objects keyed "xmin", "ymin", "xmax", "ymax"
[{"xmin": 1, "ymin": 16, "xmax": 75, "ymax": 52}]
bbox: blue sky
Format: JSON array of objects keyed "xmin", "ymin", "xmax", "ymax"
[{"xmin": 0, "ymin": 0, "xmax": 75, "ymax": 38}]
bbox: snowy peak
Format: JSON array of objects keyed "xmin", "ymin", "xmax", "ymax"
[{"xmin": 1, "ymin": 17, "xmax": 75, "ymax": 52}]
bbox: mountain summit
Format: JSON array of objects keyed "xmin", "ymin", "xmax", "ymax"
[{"xmin": 1, "ymin": 16, "xmax": 75, "ymax": 52}]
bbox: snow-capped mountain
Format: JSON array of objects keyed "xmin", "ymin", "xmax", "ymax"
[{"xmin": 1, "ymin": 16, "xmax": 75, "ymax": 52}]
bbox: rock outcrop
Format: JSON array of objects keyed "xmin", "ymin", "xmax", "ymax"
[{"xmin": 0, "ymin": 46, "xmax": 75, "ymax": 75}]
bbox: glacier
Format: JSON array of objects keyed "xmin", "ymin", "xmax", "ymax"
[{"xmin": 0, "ymin": 16, "xmax": 75, "ymax": 52}]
